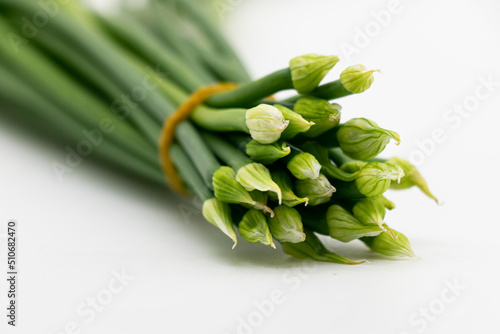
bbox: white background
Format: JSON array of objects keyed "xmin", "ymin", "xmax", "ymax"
[{"xmin": 1, "ymin": 0, "xmax": 500, "ymax": 333}]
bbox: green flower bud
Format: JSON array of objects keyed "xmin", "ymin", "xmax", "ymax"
[
  {"xmin": 362, "ymin": 227, "xmax": 415, "ymax": 258},
  {"xmin": 295, "ymin": 174, "xmax": 335, "ymax": 206},
  {"xmin": 275, "ymin": 104, "xmax": 314, "ymax": 139},
  {"xmin": 213, "ymin": 166, "xmax": 273, "ymax": 216},
  {"xmin": 245, "ymin": 140, "xmax": 290, "ymax": 164},
  {"xmin": 386, "ymin": 157, "xmax": 438, "ymax": 203},
  {"xmin": 246, "ymin": 104, "xmax": 289, "ymax": 144},
  {"xmin": 269, "ymin": 170, "xmax": 309, "ymax": 207},
  {"xmin": 352, "ymin": 196, "xmax": 386, "ymax": 230},
  {"xmin": 202, "ymin": 198, "xmax": 237, "ymax": 248},
  {"xmin": 289, "ymin": 54, "xmax": 339, "ymax": 94},
  {"xmin": 294, "ymin": 97, "xmax": 341, "ymax": 137},
  {"xmin": 326, "ymin": 205, "xmax": 385, "ymax": 242},
  {"xmin": 282, "ymin": 229, "xmax": 364, "ymax": 264},
  {"xmin": 337, "ymin": 118, "xmax": 400, "ymax": 160},
  {"xmin": 340, "ymin": 64, "xmax": 379, "ymax": 94},
  {"xmin": 236, "ymin": 163, "xmax": 282, "ymax": 204},
  {"xmin": 355, "ymin": 162, "xmax": 405, "ymax": 197},
  {"xmin": 268, "ymin": 206, "xmax": 306, "ymax": 243},
  {"xmin": 238, "ymin": 209, "xmax": 275, "ymax": 248},
  {"xmin": 287, "ymin": 152, "xmax": 322, "ymax": 180}
]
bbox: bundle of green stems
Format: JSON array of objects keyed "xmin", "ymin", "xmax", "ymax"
[{"xmin": 0, "ymin": 0, "xmax": 436, "ymax": 263}]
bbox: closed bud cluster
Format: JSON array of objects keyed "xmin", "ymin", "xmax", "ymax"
[
  {"xmin": 202, "ymin": 198, "xmax": 237, "ymax": 248},
  {"xmin": 246, "ymin": 104, "xmax": 289, "ymax": 144},
  {"xmin": 268, "ymin": 206, "xmax": 306, "ymax": 243},
  {"xmin": 294, "ymin": 97, "xmax": 341, "ymax": 137},
  {"xmin": 290, "ymin": 54, "xmax": 339, "ymax": 94},
  {"xmin": 295, "ymin": 174, "xmax": 336, "ymax": 206},
  {"xmin": 340, "ymin": 64, "xmax": 379, "ymax": 94},
  {"xmin": 327, "ymin": 205, "xmax": 385, "ymax": 242},
  {"xmin": 287, "ymin": 152, "xmax": 322, "ymax": 180},
  {"xmin": 238, "ymin": 209, "xmax": 275, "ymax": 248},
  {"xmin": 337, "ymin": 118, "xmax": 400, "ymax": 160}
]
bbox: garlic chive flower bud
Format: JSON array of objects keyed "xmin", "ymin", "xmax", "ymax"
[
  {"xmin": 270, "ymin": 170, "xmax": 309, "ymax": 207},
  {"xmin": 337, "ymin": 118, "xmax": 401, "ymax": 160},
  {"xmin": 352, "ymin": 196, "xmax": 387, "ymax": 230},
  {"xmin": 236, "ymin": 163, "xmax": 282, "ymax": 204},
  {"xmin": 386, "ymin": 157, "xmax": 438, "ymax": 203},
  {"xmin": 287, "ymin": 152, "xmax": 322, "ymax": 180},
  {"xmin": 290, "ymin": 54, "xmax": 339, "ymax": 94},
  {"xmin": 213, "ymin": 166, "xmax": 273, "ymax": 216},
  {"xmin": 238, "ymin": 209, "xmax": 275, "ymax": 248},
  {"xmin": 246, "ymin": 140, "xmax": 291, "ymax": 164},
  {"xmin": 355, "ymin": 162, "xmax": 405, "ymax": 197},
  {"xmin": 282, "ymin": 230, "xmax": 364, "ymax": 264},
  {"xmin": 268, "ymin": 206, "xmax": 306, "ymax": 243},
  {"xmin": 295, "ymin": 174, "xmax": 335, "ymax": 206},
  {"xmin": 362, "ymin": 227, "xmax": 415, "ymax": 258},
  {"xmin": 326, "ymin": 205, "xmax": 385, "ymax": 242},
  {"xmin": 246, "ymin": 104, "xmax": 289, "ymax": 144},
  {"xmin": 275, "ymin": 104, "xmax": 314, "ymax": 139},
  {"xmin": 202, "ymin": 198, "xmax": 237, "ymax": 248},
  {"xmin": 294, "ymin": 97, "xmax": 341, "ymax": 137},
  {"xmin": 340, "ymin": 64, "xmax": 379, "ymax": 94}
]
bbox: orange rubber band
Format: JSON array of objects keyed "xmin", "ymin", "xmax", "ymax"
[{"xmin": 159, "ymin": 82, "xmax": 240, "ymax": 195}]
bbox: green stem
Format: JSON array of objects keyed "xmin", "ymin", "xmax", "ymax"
[
  {"xmin": 330, "ymin": 181, "xmax": 365, "ymax": 200},
  {"xmin": 143, "ymin": 1, "xmax": 217, "ymax": 83},
  {"xmin": 174, "ymin": 0, "xmax": 251, "ymax": 82},
  {"xmin": 0, "ymin": 27, "xmax": 159, "ymax": 168},
  {"xmin": 170, "ymin": 144, "xmax": 214, "ymax": 201},
  {"xmin": 329, "ymin": 148, "xmax": 353, "ymax": 167},
  {"xmin": 94, "ymin": 14, "xmax": 212, "ymax": 91},
  {"xmin": 201, "ymin": 132, "xmax": 253, "ymax": 170},
  {"xmin": 0, "ymin": 66, "xmax": 165, "ymax": 184},
  {"xmin": 191, "ymin": 107, "xmax": 248, "ymax": 133},
  {"xmin": 315, "ymin": 127, "xmax": 340, "ymax": 147},
  {"xmin": 283, "ymin": 80, "xmax": 352, "ymax": 103},
  {"xmin": 149, "ymin": 72, "xmax": 249, "ymax": 133},
  {"xmin": 206, "ymin": 69, "xmax": 293, "ymax": 108}
]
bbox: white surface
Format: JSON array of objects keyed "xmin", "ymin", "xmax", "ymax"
[{"xmin": 2, "ymin": 0, "xmax": 500, "ymax": 333}]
